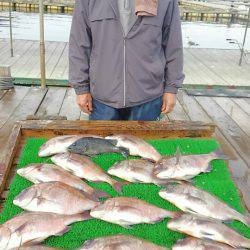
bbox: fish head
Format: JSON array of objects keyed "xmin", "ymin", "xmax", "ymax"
[
  {"xmin": 108, "ymin": 161, "xmax": 127, "ymax": 176},
  {"xmin": 81, "ymin": 239, "xmax": 99, "ymax": 249},
  {"xmin": 38, "ymin": 141, "xmax": 55, "ymax": 157},
  {"xmin": 17, "ymin": 164, "xmax": 40, "ymax": 178},
  {"xmin": 154, "ymin": 158, "xmax": 176, "ymax": 179},
  {"xmin": 90, "ymin": 201, "xmax": 111, "ymax": 219},
  {"xmin": 13, "ymin": 187, "xmax": 37, "ymax": 208},
  {"xmin": 51, "ymin": 153, "xmax": 69, "ymax": 164},
  {"xmin": 68, "ymin": 139, "xmax": 88, "ymax": 155},
  {"xmin": 173, "ymin": 238, "xmax": 197, "ymax": 249},
  {"xmin": 0, "ymin": 226, "xmax": 11, "ymax": 250}
]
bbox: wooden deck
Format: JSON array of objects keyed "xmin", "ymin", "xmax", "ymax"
[
  {"xmin": 0, "ymin": 39, "xmax": 250, "ymax": 87},
  {"xmin": 0, "ymin": 86, "xmax": 249, "ymax": 209}
]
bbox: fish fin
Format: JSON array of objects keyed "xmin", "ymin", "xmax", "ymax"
[
  {"xmin": 14, "ymin": 222, "xmax": 28, "ymax": 235},
  {"xmin": 223, "ymin": 220, "xmax": 233, "ymax": 224},
  {"xmin": 175, "ymin": 147, "xmax": 182, "ymax": 165},
  {"xmin": 78, "ymin": 211, "xmax": 93, "ymax": 221},
  {"xmin": 106, "ymin": 139, "xmax": 118, "ymax": 146},
  {"xmin": 92, "ymin": 189, "xmax": 111, "ymax": 201},
  {"xmin": 240, "ymin": 214, "xmax": 250, "ymax": 227},
  {"xmin": 212, "ymin": 149, "xmax": 229, "ymax": 160},
  {"xmin": 205, "ymin": 163, "xmax": 213, "ymax": 173},
  {"xmin": 171, "ymin": 211, "xmax": 183, "ymax": 219},
  {"xmin": 121, "ymin": 224, "xmax": 133, "ymax": 229},
  {"xmin": 119, "ymin": 147, "xmax": 130, "ymax": 158},
  {"xmin": 200, "ymin": 230, "xmax": 214, "ymax": 237},
  {"xmin": 112, "ymin": 181, "xmax": 129, "ymax": 194},
  {"xmin": 55, "ymin": 226, "xmax": 70, "ymax": 236}
]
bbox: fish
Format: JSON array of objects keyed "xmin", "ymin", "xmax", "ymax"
[
  {"xmin": 159, "ymin": 183, "xmax": 250, "ymax": 226},
  {"xmin": 105, "ymin": 134, "xmax": 162, "ymax": 162},
  {"xmin": 67, "ymin": 137, "xmax": 129, "ymax": 157},
  {"xmin": 17, "ymin": 163, "xmax": 109, "ymax": 201},
  {"xmin": 38, "ymin": 135, "xmax": 102, "ymax": 157},
  {"xmin": 79, "ymin": 234, "xmax": 167, "ymax": 249},
  {"xmin": 167, "ymin": 214, "xmax": 250, "ymax": 248},
  {"xmin": 13, "ymin": 181, "xmax": 99, "ymax": 215},
  {"xmin": 108, "ymin": 159, "xmax": 171, "ymax": 185},
  {"xmin": 51, "ymin": 153, "xmax": 126, "ymax": 193},
  {"xmin": 154, "ymin": 148, "xmax": 227, "ymax": 180},
  {"xmin": 90, "ymin": 197, "xmax": 178, "ymax": 228},
  {"xmin": 172, "ymin": 237, "xmax": 245, "ymax": 250},
  {"xmin": 0, "ymin": 212, "xmax": 90, "ymax": 250}
]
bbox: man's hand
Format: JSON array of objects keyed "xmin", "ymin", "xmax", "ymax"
[
  {"xmin": 76, "ymin": 93, "xmax": 93, "ymax": 114},
  {"xmin": 161, "ymin": 92, "xmax": 177, "ymax": 114}
]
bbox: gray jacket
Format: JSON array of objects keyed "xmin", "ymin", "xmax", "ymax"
[{"xmin": 69, "ymin": 0, "xmax": 184, "ymax": 108}]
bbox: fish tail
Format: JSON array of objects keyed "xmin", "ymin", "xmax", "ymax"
[
  {"xmin": 212, "ymin": 149, "xmax": 229, "ymax": 160},
  {"xmin": 92, "ymin": 189, "xmax": 111, "ymax": 201},
  {"xmin": 75, "ymin": 211, "xmax": 92, "ymax": 221},
  {"xmin": 242, "ymin": 239, "xmax": 250, "ymax": 249},
  {"xmin": 169, "ymin": 211, "xmax": 183, "ymax": 219},
  {"xmin": 112, "ymin": 180, "xmax": 129, "ymax": 194}
]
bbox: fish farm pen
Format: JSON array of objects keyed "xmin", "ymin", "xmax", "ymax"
[{"xmin": 1, "ymin": 1, "xmax": 250, "ymax": 24}]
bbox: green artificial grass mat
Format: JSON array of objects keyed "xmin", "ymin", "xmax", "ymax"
[{"xmin": 0, "ymin": 137, "xmax": 250, "ymax": 249}]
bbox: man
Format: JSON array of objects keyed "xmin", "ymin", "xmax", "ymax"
[{"xmin": 69, "ymin": 0, "xmax": 184, "ymax": 120}]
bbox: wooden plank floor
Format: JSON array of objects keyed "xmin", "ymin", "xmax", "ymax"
[
  {"xmin": 0, "ymin": 39, "xmax": 250, "ymax": 86},
  {"xmin": 0, "ymin": 86, "xmax": 249, "ymax": 210}
]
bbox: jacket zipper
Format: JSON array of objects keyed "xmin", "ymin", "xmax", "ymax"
[{"xmin": 123, "ymin": 38, "xmax": 126, "ymax": 107}]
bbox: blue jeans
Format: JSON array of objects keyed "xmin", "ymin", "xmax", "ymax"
[{"xmin": 90, "ymin": 97, "xmax": 162, "ymax": 121}]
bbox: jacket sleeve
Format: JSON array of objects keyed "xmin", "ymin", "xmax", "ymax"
[
  {"xmin": 162, "ymin": 0, "xmax": 185, "ymax": 94},
  {"xmin": 69, "ymin": 0, "xmax": 92, "ymax": 95}
]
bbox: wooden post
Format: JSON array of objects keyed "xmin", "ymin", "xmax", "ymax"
[
  {"xmin": 239, "ymin": 5, "xmax": 250, "ymax": 66},
  {"xmin": 0, "ymin": 66, "xmax": 14, "ymax": 90},
  {"xmin": 39, "ymin": 0, "xmax": 46, "ymax": 88},
  {"xmin": 9, "ymin": 0, "xmax": 14, "ymax": 57}
]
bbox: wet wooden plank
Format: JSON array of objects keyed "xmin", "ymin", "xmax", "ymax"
[
  {"xmin": 59, "ymin": 88, "xmax": 81, "ymax": 120},
  {"xmin": 232, "ymin": 98, "xmax": 250, "ymax": 116},
  {"xmin": 213, "ymin": 97, "xmax": 250, "ymax": 136},
  {"xmin": 0, "ymin": 87, "xmax": 48, "ymax": 163},
  {"xmin": 36, "ymin": 87, "xmax": 67, "ymax": 116},
  {"xmin": 0, "ymin": 123, "xmax": 21, "ymax": 194},
  {"xmin": 0, "ymin": 86, "xmax": 30, "ymax": 129},
  {"xmin": 11, "ymin": 42, "xmax": 38, "ymax": 76},
  {"xmin": 46, "ymin": 42, "xmax": 67, "ymax": 78},
  {"xmin": 0, "ymin": 90, "xmax": 7, "ymax": 100},
  {"xmin": 20, "ymin": 119, "xmax": 216, "ymax": 139},
  {"xmin": 50, "ymin": 43, "xmax": 69, "ymax": 79},
  {"xmin": 195, "ymin": 96, "xmax": 250, "ymax": 165},
  {"xmin": 167, "ymin": 99, "xmax": 190, "ymax": 121}
]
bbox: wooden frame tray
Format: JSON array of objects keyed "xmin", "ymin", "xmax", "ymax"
[{"xmin": 0, "ymin": 120, "xmax": 216, "ymax": 197}]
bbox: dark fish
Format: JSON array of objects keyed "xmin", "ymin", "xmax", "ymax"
[{"xmin": 68, "ymin": 137, "xmax": 129, "ymax": 157}]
